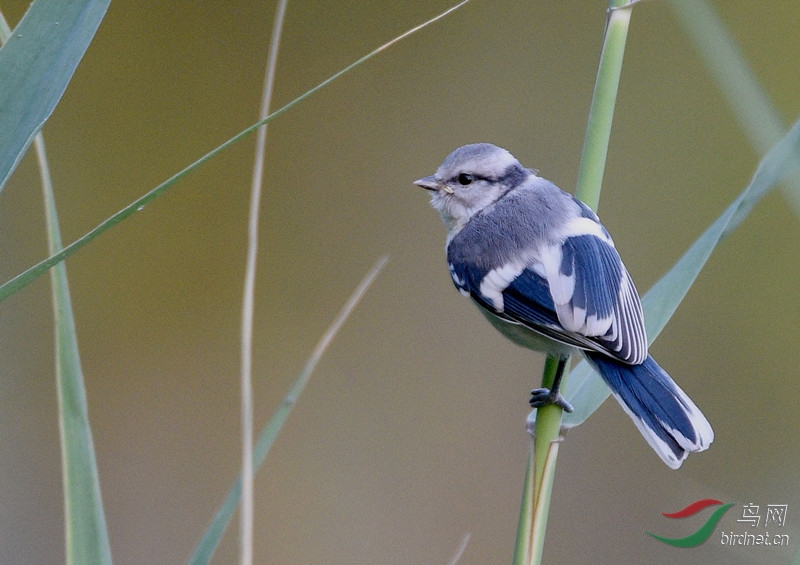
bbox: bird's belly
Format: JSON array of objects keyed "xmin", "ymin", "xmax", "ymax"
[{"xmin": 477, "ymin": 307, "xmax": 578, "ymax": 358}]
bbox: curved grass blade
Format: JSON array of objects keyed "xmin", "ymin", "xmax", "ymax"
[
  {"xmin": 37, "ymin": 132, "xmax": 113, "ymax": 565},
  {"xmin": 0, "ymin": 0, "xmax": 111, "ymax": 193},
  {"xmin": 239, "ymin": 2, "xmax": 289, "ymax": 563},
  {"xmin": 0, "ymin": 0, "xmax": 469, "ymax": 306},
  {"xmin": 1, "ymin": 8, "xmax": 113, "ymax": 564},
  {"xmin": 668, "ymin": 0, "xmax": 800, "ymax": 215},
  {"xmin": 187, "ymin": 256, "xmax": 388, "ymax": 565},
  {"xmin": 560, "ymin": 115, "xmax": 800, "ymax": 427}
]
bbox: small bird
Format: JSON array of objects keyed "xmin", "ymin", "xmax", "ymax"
[{"xmin": 415, "ymin": 143, "xmax": 713, "ymax": 469}]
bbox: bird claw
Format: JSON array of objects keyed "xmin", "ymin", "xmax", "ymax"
[{"xmin": 530, "ymin": 388, "xmax": 574, "ymax": 413}]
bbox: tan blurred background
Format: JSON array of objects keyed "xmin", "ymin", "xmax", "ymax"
[{"xmin": 1, "ymin": 1, "xmax": 799, "ymax": 564}]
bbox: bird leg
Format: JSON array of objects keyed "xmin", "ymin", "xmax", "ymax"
[{"xmin": 530, "ymin": 357, "xmax": 574, "ymax": 413}]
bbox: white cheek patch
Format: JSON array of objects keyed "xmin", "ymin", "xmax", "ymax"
[{"xmin": 479, "ymin": 260, "xmax": 526, "ymax": 312}]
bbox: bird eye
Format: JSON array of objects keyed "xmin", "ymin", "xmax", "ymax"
[{"xmin": 457, "ymin": 173, "xmax": 474, "ymax": 185}]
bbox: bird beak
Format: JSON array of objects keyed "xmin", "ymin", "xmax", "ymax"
[{"xmin": 414, "ymin": 175, "xmax": 453, "ymax": 194}]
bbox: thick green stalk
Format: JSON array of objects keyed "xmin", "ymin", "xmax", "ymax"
[
  {"xmin": 514, "ymin": 356, "xmax": 567, "ymax": 565},
  {"xmin": 513, "ymin": 444, "xmax": 535, "ymax": 565},
  {"xmin": 517, "ymin": 2, "xmax": 634, "ymax": 563},
  {"xmin": 574, "ymin": 2, "xmax": 632, "ymax": 209}
]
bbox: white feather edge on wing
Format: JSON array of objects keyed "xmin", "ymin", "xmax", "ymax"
[
  {"xmin": 614, "ymin": 272, "xmax": 648, "ymax": 364},
  {"xmin": 539, "ymin": 239, "xmax": 615, "ymax": 338},
  {"xmin": 543, "ymin": 215, "xmax": 650, "ymax": 364},
  {"xmin": 478, "ymin": 259, "xmax": 527, "ymax": 311}
]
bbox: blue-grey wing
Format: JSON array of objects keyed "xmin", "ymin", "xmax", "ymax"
[
  {"xmin": 539, "ymin": 231, "xmax": 647, "ymax": 364},
  {"xmin": 449, "ymin": 259, "xmax": 604, "ymax": 354},
  {"xmin": 446, "ymin": 190, "xmax": 647, "ymax": 364}
]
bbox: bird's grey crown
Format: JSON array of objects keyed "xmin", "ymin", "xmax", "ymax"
[{"xmin": 436, "ymin": 143, "xmax": 530, "ymax": 187}]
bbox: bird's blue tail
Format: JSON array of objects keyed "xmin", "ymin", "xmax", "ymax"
[{"xmin": 584, "ymin": 353, "xmax": 713, "ymax": 469}]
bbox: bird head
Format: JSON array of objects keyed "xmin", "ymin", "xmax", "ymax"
[{"xmin": 414, "ymin": 143, "xmax": 531, "ymax": 234}]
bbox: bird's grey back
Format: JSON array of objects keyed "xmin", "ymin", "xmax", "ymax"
[{"xmin": 447, "ymin": 177, "xmax": 580, "ymax": 271}]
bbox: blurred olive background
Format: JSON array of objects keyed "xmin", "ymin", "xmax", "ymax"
[{"xmin": 1, "ymin": 1, "xmax": 799, "ymax": 564}]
